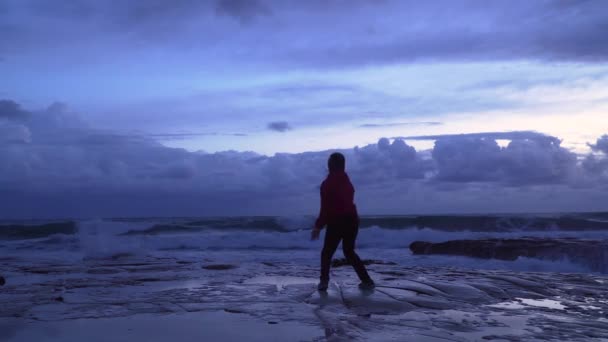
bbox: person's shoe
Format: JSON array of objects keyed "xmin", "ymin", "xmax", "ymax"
[
  {"xmin": 317, "ymin": 280, "xmax": 329, "ymax": 291},
  {"xmin": 358, "ymin": 280, "xmax": 375, "ymax": 290}
]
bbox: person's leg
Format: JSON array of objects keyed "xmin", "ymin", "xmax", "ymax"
[
  {"xmin": 320, "ymin": 226, "xmax": 341, "ymax": 282},
  {"xmin": 341, "ymin": 217, "xmax": 373, "ymax": 283}
]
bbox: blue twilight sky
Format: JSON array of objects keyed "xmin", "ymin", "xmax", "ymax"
[{"xmin": 1, "ymin": 0, "xmax": 608, "ymax": 218}]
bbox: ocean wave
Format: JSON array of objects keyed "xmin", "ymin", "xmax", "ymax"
[
  {"xmin": 3, "ymin": 217, "xmax": 608, "ymax": 274},
  {"xmin": 3, "ymin": 213, "xmax": 608, "ymax": 241},
  {"xmin": 110, "ymin": 213, "xmax": 608, "ymax": 237},
  {"xmin": 359, "ymin": 214, "xmax": 608, "ymax": 231},
  {"xmin": 0, "ymin": 221, "xmax": 77, "ymax": 240},
  {"xmin": 77, "ymin": 222, "xmax": 608, "ymax": 257}
]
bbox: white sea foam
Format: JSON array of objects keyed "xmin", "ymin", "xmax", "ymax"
[{"xmin": 77, "ymin": 219, "xmax": 150, "ymax": 258}]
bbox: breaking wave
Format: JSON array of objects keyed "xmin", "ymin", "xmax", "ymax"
[
  {"xmin": 3, "ymin": 213, "xmax": 608, "ymax": 242},
  {"xmin": 2, "ymin": 213, "xmax": 608, "ymax": 273}
]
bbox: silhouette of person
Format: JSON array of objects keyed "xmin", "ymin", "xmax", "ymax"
[{"xmin": 311, "ymin": 152, "xmax": 375, "ymax": 291}]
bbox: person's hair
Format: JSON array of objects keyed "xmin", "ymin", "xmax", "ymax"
[{"xmin": 328, "ymin": 152, "xmax": 346, "ymax": 173}]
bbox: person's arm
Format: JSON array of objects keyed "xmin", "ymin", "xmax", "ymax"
[
  {"xmin": 311, "ymin": 182, "xmax": 328, "ymax": 240},
  {"xmin": 315, "ymin": 182, "xmax": 329, "ymax": 230}
]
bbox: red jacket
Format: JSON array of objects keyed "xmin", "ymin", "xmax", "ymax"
[{"xmin": 315, "ymin": 171, "xmax": 358, "ymax": 229}]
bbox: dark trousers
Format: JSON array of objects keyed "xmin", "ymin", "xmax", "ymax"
[{"xmin": 320, "ymin": 216, "xmax": 371, "ymax": 282}]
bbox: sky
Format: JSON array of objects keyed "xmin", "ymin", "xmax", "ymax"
[{"xmin": 1, "ymin": 0, "xmax": 608, "ymax": 219}]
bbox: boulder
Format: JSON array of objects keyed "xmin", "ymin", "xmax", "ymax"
[
  {"xmin": 410, "ymin": 238, "xmax": 608, "ymax": 272},
  {"xmin": 202, "ymin": 264, "xmax": 237, "ymax": 270}
]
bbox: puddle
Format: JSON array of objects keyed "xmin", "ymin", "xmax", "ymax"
[
  {"xmin": 487, "ymin": 301, "xmax": 526, "ymax": 310},
  {"xmin": 441, "ymin": 310, "xmax": 537, "ymax": 340},
  {"xmin": 488, "ymin": 298, "xmax": 565, "ymax": 311},
  {"xmin": 244, "ymin": 276, "xmax": 316, "ymax": 291},
  {"xmin": 517, "ymin": 298, "xmax": 565, "ymax": 310}
]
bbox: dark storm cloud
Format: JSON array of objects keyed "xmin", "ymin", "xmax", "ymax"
[
  {"xmin": 0, "ymin": 100, "xmax": 31, "ymax": 144},
  {"xmin": 583, "ymin": 135, "xmax": 608, "ymax": 180},
  {"xmin": 0, "ymin": 100, "xmax": 29, "ymax": 120},
  {"xmin": 350, "ymin": 138, "xmax": 432, "ymax": 183},
  {"xmin": 275, "ymin": 0, "xmax": 608, "ymax": 67},
  {"xmin": 408, "ymin": 131, "xmax": 578, "ymax": 186},
  {"xmin": 431, "ymin": 135, "xmax": 577, "ymax": 185},
  {"xmin": 589, "ymin": 135, "xmax": 608, "ymax": 154},
  {"xmin": 2, "ymin": 0, "xmax": 607, "ymax": 67},
  {"xmin": 267, "ymin": 121, "xmax": 292, "ymax": 132},
  {"xmin": 583, "ymin": 154, "xmax": 608, "ymax": 177}
]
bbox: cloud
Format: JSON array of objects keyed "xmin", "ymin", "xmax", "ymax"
[
  {"xmin": 1, "ymin": 100, "xmax": 607, "ymax": 219},
  {"xmin": 582, "ymin": 154, "xmax": 608, "ymax": 177},
  {"xmin": 275, "ymin": 1, "xmax": 608, "ymax": 68},
  {"xmin": 583, "ymin": 135, "xmax": 608, "ymax": 180},
  {"xmin": 458, "ymin": 77, "xmax": 574, "ymax": 92},
  {"xmin": 349, "ymin": 138, "xmax": 432, "ymax": 184},
  {"xmin": 148, "ymin": 132, "xmax": 248, "ymax": 140},
  {"xmin": 400, "ymin": 131, "xmax": 559, "ymax": 144},
  {"xmin": 2, "ymin": 1, "xmax": 607, "ymax": 69},
  {"xmin": 267, "ymin": 121, "xmax": 292, "ymax": 132},
  {"xmin": 215, "ymin": 0, "xmax": 271, "ymax": 23},
  {"xmin": 0, "ymin": 99, "xmax": 32, "ymax": 144},
  {"xmin": 265, "ymin": 83, "xmax": 359, "ymax": 97},
  {"xmin": 431, "ymin": 135, "xmax": 577, "ymax": 185},
  {"xmin": 0, "ymin": 100, "xmax": 28, "ymax": 120},
  {"xmin": 360, "ymin": 122, "xmax": 442, "ymax": 128},
  {"xmin": 589, "ymin": 135, "xmax": 608, "ymax": 154},
  {"xmin": 0, "ymin": 122, "xmax": 31, "ymax": 144}
]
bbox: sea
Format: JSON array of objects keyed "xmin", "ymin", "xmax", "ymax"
[{"xmin": 3, "ymin": 213, "xmax": 608, "ymax": 274}]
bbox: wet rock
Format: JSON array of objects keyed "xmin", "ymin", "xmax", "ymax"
[
  {"xmin": 25, "ymin": 268, "xmax": 51, "ymax": 275},
  {"xmin": 87, "ymin": 268, "xmax": 121, "ymax": 275},
  {"xmin": 202, "ymin": 264, "xmax": 237, "ymax": 270},
  {"xmin": 0, "ymin": 275, "xmax": 5, "ymax": 286},
  {"xmin": 224, "ymin": 308, "xmax": 245, "ymax": 314},
  {"xmin": 332, "ymin": 258, "xmax": 396, "ymax": 268},
  {"xmin": 110, "ymin": 253, "xmax": 133, "ymax": 260},
  {"xmin": 135, "ymin": 278, "xmax": 163, "ymax": 282},
  {"xmin": 410, "ymin": 238, "xmax": 608, "ymax": 272}
]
